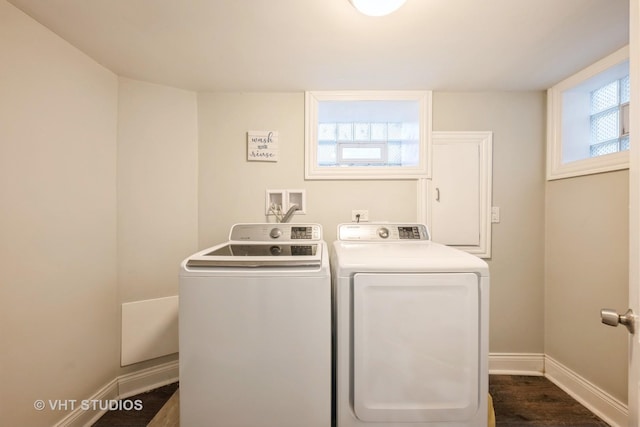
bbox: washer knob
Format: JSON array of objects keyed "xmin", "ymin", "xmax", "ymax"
[
  {"xmin": 377, "ymin": 227, "xmax": 390, "ymax": 239},
  {"xmin": 270, "ymin": 228, "xmax": 282, "ymax": 239},
  {"xmin": 270, "ymin": 245, "xmax": 282, "ymax": 256}
]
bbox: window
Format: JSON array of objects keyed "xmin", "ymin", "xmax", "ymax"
[
  {"xmin": 589, "ymin": 75, "xmax": 630, "ymax": 157},
  {"xmin": 305, "ymin": 91, "xmax": 431, "ymax": 179},
  {"xmin": 547, "ymin": 46, "xmax": 629, "ymax": 180}
]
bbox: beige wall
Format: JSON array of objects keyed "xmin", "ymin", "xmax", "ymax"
[
  {"xmin": 0, "ymin": 0, "xmax": 629, "ymax": 421},
  {"xmin": 197, "ymin": 92, "xmax": 417, "ymax": 246},
  {"xmin": 0, "ymin": 1, "xmax": 119, "ymax": 425},
  {"xmin": 434, "ymin": 92, "xmax": 547, "ymax": 354},
  {"xmin": 198, "ymin": 91, "xmax": 547, "ymax": 356},
  {"xmin": 117, "ymin": 77, "xmax": 199, "ymax": 303},
  {"xmin": 546, "ymin": 171, "xmax": 629, "ymax": 402},
  {"xmin": 116, "ymin": 77, "xmax": 199, "ymax": 373}
]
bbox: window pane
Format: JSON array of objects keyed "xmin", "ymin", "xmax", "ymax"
[
  {"xmin": 318, "ymin": 141, "xmax": 337, "ymax": 166},
  {"xmin": 370, "ymin": 123, "xmax": 387, "ymax": 141},
  {"xmin": 388, "ymin": 122, "xmax": 403, "ymax": 140},
  {"xmin": 401, "ymin": 141, "xmax": 420, "ymax": 166},
  {"xmin": 318, "ymin": 123, "xmax": 336, "ymax": 140},
  {"xmin": 388, "ymin": 141, "xmax": 402, "ymax": 165},
  {"xmin": 591, "ymin": 109, "xmax": 619, "ymax": 143},
  {"xmin": 590, "ymin": 81, "xmax": 619, "ymax": 114},
  {"xmin": 337, "ymin": 123, "xmax": 353, "ymax": 141},
  {"xmin": 354, "ymin": 123, "xmax": 370, "ymax": 140},
  {"xmin": 317, "ymin": 100, "xmax": 420, "ymax": 168},
  {"xmin": 590, "ymin": 140, "xmax": 619, "ymax": 157},
  {"xmin": 621, "ymin": 75, "xmax": 630, "ymax": 104},
  {"xmin": 342, "ymin": 147, "xmax": 382, "ymax": 160},
  {"xmin": 621, "ymin": 136, "xmax": 630, "ymax": 151}
]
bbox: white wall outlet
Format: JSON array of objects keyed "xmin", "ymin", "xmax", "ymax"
[
  {"xmin": 351, "ymin": 210, "xmax": 369, "ymax": 222},
  {"xmin": 491, "ymin": 206, "xmax": 500, "ymax": 223}
]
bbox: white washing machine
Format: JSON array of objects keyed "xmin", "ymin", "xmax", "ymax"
[
  {"xmin": 179, "ymin": 223, "xmax": 331, "ymax": 427},
  {"xmin": 331, "ymin": 223, "xmax": 489, "ymax": 427}
]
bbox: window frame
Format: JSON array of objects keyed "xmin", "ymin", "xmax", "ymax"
[
  {"xmin": 304, "ymin": 90, "xmax": 432, "ymax": 180},
  {"xmin": 547, "ymin": 46, "xmax": 629, "ymax": 180}
]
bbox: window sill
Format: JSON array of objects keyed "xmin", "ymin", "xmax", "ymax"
[{"xmin": 546, "ymin": 150, "xmax": 629, "ymax": 180}]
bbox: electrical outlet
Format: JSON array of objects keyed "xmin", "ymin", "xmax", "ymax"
[{"xmin": 351, "ymin": 210, "xmax": 369, "ymax": 222}]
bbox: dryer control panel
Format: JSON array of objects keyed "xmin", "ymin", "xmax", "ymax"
[{"xmin": 337, "ymin": 223, "xmax": 430, "ymax": 241}]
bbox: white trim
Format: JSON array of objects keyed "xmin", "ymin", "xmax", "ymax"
[
  {"xmin": 304, "ymin": 90, "xmax": 432, "ymax": 180},
  {"xmin": 545, "ymin": 355, "xmax": 627, "ymax": 427},
  {"xmin": 418, "ymin": 131, "xmax": 493, "ymax": 258},
  {"xmin": 118, "ymin": 359, "xmax": 179, "ymax": 399},
  {"xmin": 52, "ymin": 378, "xmax": 119, "ymax": 427},
  {"xmin": 546, "ymin": 46, "xmax": 630, "ymax": 181},
  {"xmin": 53, "ymin": 360, "xmax": 178, "ymax": 427},
  {"xmin": 489, "ymin": 352, "xmax": 545, "ymax": 376}
]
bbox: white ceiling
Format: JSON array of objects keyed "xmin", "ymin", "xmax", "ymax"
[{"xmin": 8, "ymin": 0, "xmax": 630, "ymax": 92}]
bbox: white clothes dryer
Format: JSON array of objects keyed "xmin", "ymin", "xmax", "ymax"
[
  {"xmin": 179, "ymin": 223, "xmax": 331, "ymax": 427},
  {"xmin": 331, "ymin": 223, "xmax": 490, "ymax": 427}
]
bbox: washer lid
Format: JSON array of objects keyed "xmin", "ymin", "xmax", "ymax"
[{"xmin": 186, "ymin": 242, "xmax": 321, "ymax": 268}]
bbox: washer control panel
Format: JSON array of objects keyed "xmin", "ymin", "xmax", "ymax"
[
  {"xmin": 338, "ymin": 223, "xmax": 430, "ymax": 241},
  {"xmin": 230, "ymin": 223, "xmax": 322, "ymax": 241}
]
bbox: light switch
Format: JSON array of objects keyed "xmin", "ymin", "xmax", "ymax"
[{"xmin": 491, "ymin": 207, "xmax": 500, "ymax": 223}]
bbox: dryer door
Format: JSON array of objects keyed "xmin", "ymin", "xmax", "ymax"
[{"xmin": 353, "ymin": 273, "xmax": 480, "ymax": 422}]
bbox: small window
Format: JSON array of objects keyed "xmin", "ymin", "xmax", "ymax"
[
  {"xmin": 547, "ymin": 46, "xmax": 629, "ymax": 180},
  {"xmin": 305, "ymin": 91, "xmax": 432, "ymax": 179}
]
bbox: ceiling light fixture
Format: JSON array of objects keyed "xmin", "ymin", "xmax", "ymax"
[{"xmin": 349, "ymin": 0, "xmax": 407, "ymax": 17}]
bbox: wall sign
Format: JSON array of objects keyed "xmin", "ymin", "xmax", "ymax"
[{"xmin": 247, "ymin": 131, "xmax": 278, "ymax": 162}]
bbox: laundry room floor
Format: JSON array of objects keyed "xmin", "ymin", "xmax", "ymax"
[
  {"xmin": 92, "ymin": 375, "xmax": 610, "ymax": 426},
  {"xmin": 489, "ymin": 375, "xmax": 610, "ymax": 426}
]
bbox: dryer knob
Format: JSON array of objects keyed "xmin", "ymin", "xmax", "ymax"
[
  {"xmin": 270, "ymin": 228, "xmax": 282, "ymax": 239},
  {"xmin": 377, "ymin": 227, "xmax": 390, "ymax": 239}
]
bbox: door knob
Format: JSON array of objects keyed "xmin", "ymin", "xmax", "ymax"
[{"xmin": 600, "ymin": 308, "xmax": 635, "ymax": 334}]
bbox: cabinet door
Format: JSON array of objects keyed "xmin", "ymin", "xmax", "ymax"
[
  {"xmin": 419, "ymin": 131, "xmax": 492, "ymax": 257},
  {"xmin": 431, "ymin": 142, "xmax": 480, "ymax": 245}
]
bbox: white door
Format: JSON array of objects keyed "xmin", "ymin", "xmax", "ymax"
[
  {"xmin": 431, "ymin": 142, "xmax": 480, "ymax": 246},
  {"xmin": 629, "ymin": 1, "xmax": 640, "ymax": 425},
  {"xmin": 601, "ymin": 3, "xmax": 639, "ymax": 422}
]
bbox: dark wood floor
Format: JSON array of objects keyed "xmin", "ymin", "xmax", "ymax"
[
  {"xmin": 489, "ymin": 375, "xmax": 609, "ymax": 426},
  {"xmin": 93, "ymin": 375, "xmax": 610, "ymax": 426},
  {"xmin": 92, "ymin": 382, "xmax": 178, "ymax": 427}
]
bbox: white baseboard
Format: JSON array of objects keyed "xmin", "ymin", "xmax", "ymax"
[
  {"xmin": 489, "ymin": 352, "xmax": 545, "ymax": 375},
  {"xmin": 489, "ymin": 353, "xmax": 628, "ymax": 426},
  {"xmin": 52, "ymin": 379, "xmax": 119, "ymax": 427},
  {"xmin": 54, "ymin": 360, "xmax": 178, "ymax": 427},
  {"xmin": 55, "ymin": 353, "xmax": 628, "ymax": 427},
  {"xmin": 118, "ymin": 359, "xmax": 179, "ymax": 399},
  {"xmin": 545, "ymin": 355, "xmax": 627, "ymax": 427}
]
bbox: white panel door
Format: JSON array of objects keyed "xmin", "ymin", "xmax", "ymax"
[
  {"xmin": 352, "ymin": 273, "xmax": 480, "ymax": 423},
  {"xmin": 628, "ymin": 0, "xmax": 639, "ymax": 424},
  {"xmin": 431, "ymin": 142, "xmax": 480, "ymax": 246}
]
